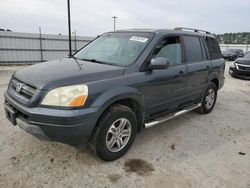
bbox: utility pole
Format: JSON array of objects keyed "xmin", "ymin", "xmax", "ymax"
[
  {"xmin": 112, "ymin": 16, "xmax": 117, "ymax": 31},
  {"xmin": 39, "ymin": 26, "xmax": 43, "ymax": 62},
  {"xmin": 67, "ymin": 0, "xmax": 72, "ymax": 57},
  {"xmin": 74, "ymin": 30, "xmax": 77, "ymax": 52}
]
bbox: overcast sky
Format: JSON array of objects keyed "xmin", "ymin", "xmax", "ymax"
[{"xmin": 0, "ymin": 0, "xmax": 249, "ymax": 36}]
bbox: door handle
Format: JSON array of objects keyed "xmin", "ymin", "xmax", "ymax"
[{"xmin": 179, "ymin": 70, "xmax": 184, "ymax": 74}]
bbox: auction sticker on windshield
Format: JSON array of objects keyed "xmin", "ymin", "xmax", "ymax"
[{"xmin": 129, "ymin": 36, "xmax": 148, "ymax": 43}]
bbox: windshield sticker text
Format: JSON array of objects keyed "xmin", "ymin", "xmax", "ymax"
[{"xmin": 129, "ymin": 36, "xmax": 148, "ymax": 43}]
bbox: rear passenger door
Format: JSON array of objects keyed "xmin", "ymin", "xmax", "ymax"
[{"xmin": 182, "ymin": 35, "xmax": 210, "ymax": 102}]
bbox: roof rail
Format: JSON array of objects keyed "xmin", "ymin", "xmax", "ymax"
[{"xmin": 174, "ymin": 27, "xmax": 211, "ymax": 34}]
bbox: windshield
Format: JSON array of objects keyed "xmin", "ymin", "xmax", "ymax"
[
  {"xmin": 74, "ymin": 32, "xmax": 154, "ymax": 66},
  {"xmin": 226, "ymin": 49, "xmax": 236, "ymax": 52},
  {"xmin": 245, "ymin": 52, "xmax": 250, "ymax": 59}
]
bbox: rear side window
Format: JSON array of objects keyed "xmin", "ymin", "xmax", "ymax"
[
  {"xmin": 204, "ymin": 37, "xmax": 222, "ymax": 60},
  {"xmin": 183, "ymin": 36, "xmax": 203, "ymax": 62}
]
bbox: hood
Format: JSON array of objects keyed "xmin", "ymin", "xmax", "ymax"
[
  {"xmin": 14, "ymin": 58, "xmax": 125, "ymax": 90},
  {"xmin": 235, "ymin": 58, "xmax": 250, "ymax": 65}
]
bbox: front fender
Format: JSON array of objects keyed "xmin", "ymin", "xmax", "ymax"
[{"xmin": 90, "ymin": 86, "xmax": 144, "ymax": 111}]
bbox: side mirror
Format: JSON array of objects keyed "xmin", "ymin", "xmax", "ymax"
[{"xmin": 149, "ymin": 57, "xmax": 170, "ymax": 70}]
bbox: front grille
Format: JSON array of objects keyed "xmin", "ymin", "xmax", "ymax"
[
  {"xmin": 237, "ymin": 64, "xmax": 250, "ymax": 71},
  {"xmin": 9, "ymin": 78, "xmax": 36, "ymax": 102}
]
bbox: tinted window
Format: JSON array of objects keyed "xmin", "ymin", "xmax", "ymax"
[
  {"xmin": 200, "ymin": 38, "xmax": 209, "ymax": 60},
  {"xmin": 152, "ymin": 36, "xmax": 182, "ymax": 66},
  {"xmin": 204, "ymin": 37, "xmax": 222, "ymax": 60},
  {"xmin": 183, "ymin": 36, "xmax": 203, "ymax": 62}
]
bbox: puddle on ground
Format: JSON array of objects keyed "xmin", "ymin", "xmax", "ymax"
[
  {"xmin": 245, "ymin": 100, "xmax": 250, "ymax": 105},
  {"xmin": 107, "ymin": 174, "xmax": 121, "ymax": 183},
  {"xmin": 124, "ymin": 159, "xmax": 154, "ymax": 176}
]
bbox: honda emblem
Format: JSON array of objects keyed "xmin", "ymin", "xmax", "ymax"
[{"xmin": 16, "ymin": 83, "xmax": 24, "ymax": 93}]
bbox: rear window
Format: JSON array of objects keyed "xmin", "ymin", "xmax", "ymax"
[
  {"xmin": 204, "ymin": 37, "xmax": 222, "ymax": 60},
  {"xmin": 183, "ymin": 36, "xmax": 203, "ymax": 62}
]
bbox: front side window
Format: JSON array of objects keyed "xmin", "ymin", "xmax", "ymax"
[
  {"xmin": 74, "ymin": 32, "xmax": 154, "ymax": 66},
  {"xmin": 152, "ymin": 36, "xmax": 182, "ymax": 66}
]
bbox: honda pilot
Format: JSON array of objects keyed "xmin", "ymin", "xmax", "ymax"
[{"xmin": 4, "ymin": 27, "xmax": 225, "ymax": 161}]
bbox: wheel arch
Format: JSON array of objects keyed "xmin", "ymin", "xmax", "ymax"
[
  {"xmin": 210, "ymin": 78, "xmax": 219, "ymax": 89},
  {"xmin": 89, "ymin": 87, "xmax": 145, "ymax": 140}
]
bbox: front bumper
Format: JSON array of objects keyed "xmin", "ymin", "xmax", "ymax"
[
  {"xmin": 4, "ymin": 92, "xmax": 99, "ymax": 144},
  {"xmin": 229, "ymin": 66, "xmax": 250, "ymax": 80}
]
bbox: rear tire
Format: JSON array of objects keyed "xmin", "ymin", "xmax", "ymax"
[
  {"xmin": 195, "ymin": 82, "xmax": 217, "ymax": 114},
  {"xmin": 91, "ymin": 104, "xmax": 137, "ymax": 161}
]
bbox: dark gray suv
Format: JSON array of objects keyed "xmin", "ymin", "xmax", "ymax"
[{"xmin": 4, "ymin": 27, "xmax": 225, "ymax": 161}]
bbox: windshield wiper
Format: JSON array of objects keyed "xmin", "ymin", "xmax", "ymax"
[{"xmin": 80, "ymin": 58, "xmax": 116, "ymax": 66}]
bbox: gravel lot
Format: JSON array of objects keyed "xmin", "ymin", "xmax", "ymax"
[{"xmin": 0, "ymin": 62, "xmax": 249, "ymax": 188}]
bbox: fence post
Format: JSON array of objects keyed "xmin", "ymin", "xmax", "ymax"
[
  {"xmin": 74, "ymin": 30, "xmax": 77, "ymax": 52},
  {"xmin": 39, "ymin": 27, "xmax": 43, "ymax": 62}
]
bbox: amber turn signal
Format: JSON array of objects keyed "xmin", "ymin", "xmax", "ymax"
[{"xmin": 68, "ymin": 95, "xmax": 87, "ymax": 107}]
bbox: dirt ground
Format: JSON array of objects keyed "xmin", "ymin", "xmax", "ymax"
[{"xmin": 0, "ymin": 62, "xmax": 249, "ymax": 188}]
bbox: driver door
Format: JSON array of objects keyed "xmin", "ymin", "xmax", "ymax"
[{"xmin": 145, "ymin": 36, "xmax": 187, "ymax": 117}]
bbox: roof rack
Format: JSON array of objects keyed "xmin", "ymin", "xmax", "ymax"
[{"xmin": 174, "ymin": 27, "xmax": 211, "ymax": 34}]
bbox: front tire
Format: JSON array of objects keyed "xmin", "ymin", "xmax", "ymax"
[
  {"xmin": 195, "ymin": 82, "xmax": 217, "ymax": 114},
  {"xmin": 92, "ymin": 104, "xmax": 137, "ymax": 161}
]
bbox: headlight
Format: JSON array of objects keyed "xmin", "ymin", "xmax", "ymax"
[{"xmin": 41, "ymin": 85, "xmax": 88, "ymax": 107}]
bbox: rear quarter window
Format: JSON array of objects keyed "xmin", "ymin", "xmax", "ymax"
[{"xmin": 204, "ymin": 37, "xmax": 222, "ymax": 60}]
